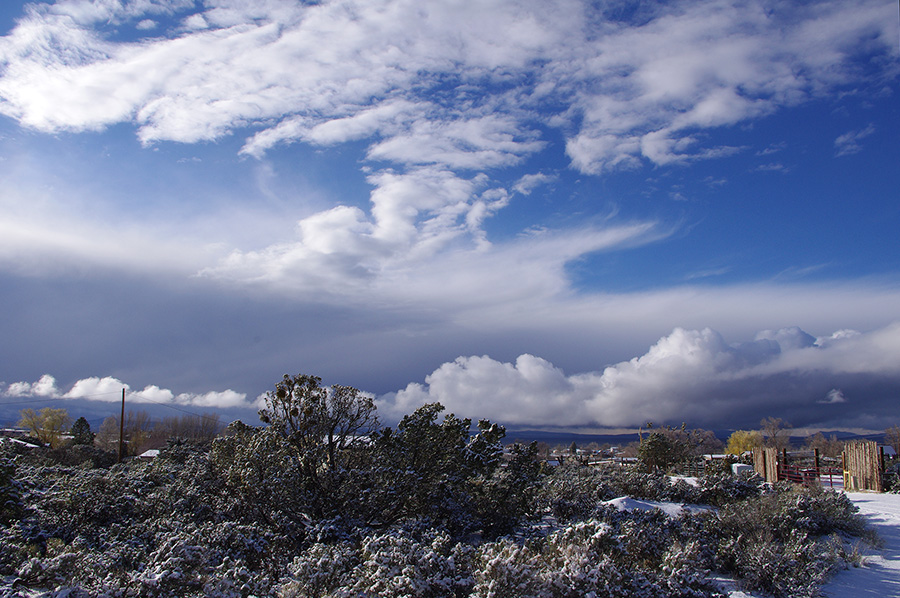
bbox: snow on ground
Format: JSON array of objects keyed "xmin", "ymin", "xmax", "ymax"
[
  {"xmin": 605, "ymin": 489, "xmax": 900, "ymax": 598},
  {"xmin": 601, "ymin": 496, "xmax": 710, "ymax": 517},
  {"xmin": 819, "ymin": 491, "xmax": 900, "ymax": 598},
  {"xmin": 717, "ymin": 491, "xmax": 900, "ymax": 598}
]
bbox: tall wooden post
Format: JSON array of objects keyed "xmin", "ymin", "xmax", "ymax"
[
  {"xmin": 118, "ymin": 388, "xmax": 125, "ymax": 463},
  {"xmin": 814, "ymin": 448, "xmax": 821, "ymax": 484}
]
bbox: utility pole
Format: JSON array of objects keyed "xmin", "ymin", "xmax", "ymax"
[{"xmin": 118, "ymin": 388, "xmax": 125, "ymax": 463}]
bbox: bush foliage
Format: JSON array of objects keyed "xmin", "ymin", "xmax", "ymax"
[{"xmin": 0, "ymin": 378, "xmax": 879, "ymax": 598}]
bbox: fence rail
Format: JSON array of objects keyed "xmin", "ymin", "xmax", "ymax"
[
  {"xmin": 749, "ymin": 441, "xmax": 887, "ymax": 491},
  {"xmin": 777, "ymin": 463, "xmax": 844, "ymax": 489}
]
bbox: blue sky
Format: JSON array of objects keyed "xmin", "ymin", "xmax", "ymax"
[{"xmin": 0, "ymin": 0, "xmax": 898, "ymax": 433}]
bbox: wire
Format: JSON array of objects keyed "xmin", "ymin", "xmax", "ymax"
[{"xmin": 1, "ymin": 388, "xmax": 236, "ymax": 427}]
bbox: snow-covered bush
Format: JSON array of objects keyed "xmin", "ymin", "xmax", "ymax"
[
  {"xmin": 470, "ymin": 537, "xmax": 544, "ymax": 597},
  {"xmin": 710, "ymin": 483, "xmax": 871, "ymax": 597},
  {"xmin": 660, "ymin": 541, "xmax": 723, "ymax": 598},
  {"xmin": 279, "ymin": 528, "xmax": 473, "ymax": 598},
  {"xmin": 278, "ymin": 540, "xmax": 359, "ymax": 598},
  {"xmin": 696, "ymin": 469, "xmax": 765, "ymax": 507},
  {"xmin": 0, "ymin": 404, "xmax": 880, "ymax": 598},
  {"xmin": 0, "ymin": 457, "xmax": 23, "ymax": 524},
  {"xmin": 347, "ymin": 529, "xmax": 472, "ymax": 597},
  {"xmin": 539, "ymin": 465, "xmax": 702, "ymax": 523},
  {"xmin": 539, "ymin": 463, "xmax": 608, "ymax": 522},
  {"xmin": 472, "ymin": 518, "xmax": 723, "ymax": 598}
]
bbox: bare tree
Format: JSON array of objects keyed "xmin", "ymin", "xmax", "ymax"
[
  {"xmin": 886, "ymin": 425, "xmax": 900, "ymax": 456},
  {"xmin": 154, "ymin": 413, "xmax": 222, "ymax": 444},
  {"xmin": 94, "ymin": 411, "xmax": 156, "ymax": 455},
  {"xmin": 760, "ymin": 417, "xmax": 793, "ymax": 450},
  {"xmin": 125, "ymin": 411, "xmax": 153, "ymax": 455},
  {"xmin": 96, "ymin": 416, "xmax": 120, "ymax": 450},
  {"xmin": 804, "ymin": 432, "xmax": 843, "ymax": 459}
]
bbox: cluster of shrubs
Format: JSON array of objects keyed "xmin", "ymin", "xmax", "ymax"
[{"xmin": 0, "ymin": 411, "xmax": 878, "ymax": 598}]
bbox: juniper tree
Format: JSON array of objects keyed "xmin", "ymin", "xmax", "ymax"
[{"xmin": 70, "ymin": 416, "xmax": 95, "ymax": 446}]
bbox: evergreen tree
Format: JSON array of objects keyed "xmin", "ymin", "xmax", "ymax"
[{"xmin": 71, "ymin": 416, "xmax": 95, "ymax": 446}]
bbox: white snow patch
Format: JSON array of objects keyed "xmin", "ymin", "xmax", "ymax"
[
  {"xmin": 601, "ymin": 496, "xmax": 709, "ymax": 517},
  {"xmin": 819, "ymin": 491, "xmax": 900, "ymax": 598}
]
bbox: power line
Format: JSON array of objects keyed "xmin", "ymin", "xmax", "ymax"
[{"xmin": 0, "ymin": 389, "xmax": 238, "ymax": 427}]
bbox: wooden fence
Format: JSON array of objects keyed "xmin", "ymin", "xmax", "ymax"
[
  {"xmin": 751, "ymin": 441, "xmax": 885, "ymax": 491},
  {"xmin": 843, "ymin": 440, "xmax": 883, "ymax": 492},
  {"xmin": 752, "ymin": 447, "xmax": 778, "ymax": 483}
]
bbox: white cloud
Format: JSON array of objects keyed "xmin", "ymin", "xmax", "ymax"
[
  {"xmin": 512, "ymin": 172, "xmax": 556, "ymax": 196},
  {"xmin": 0, "ymin": 0, "xmax": 892, "ymax": 172},
  {"xmin": 65, "ymin": 376, "xmax": 126, "ymax": 400},
  {"xmin": 835, "ymin": 124, "xmax": 875, "ymax": 157},
  {"xmin": 4, "ymin": 374, "xmax": 250, "ymax": 410},
  {"xmin": 6, "ymin": 374, "xmax": 60, "ymax": 397},
  {"xmin": 201, "ymin": 212, "xmax": 663, "ymax": 306},
  {"xmin": 0, "ymin": 188, "xmax": 221, "ymax": 277},
  {"xmin": 820, "ymin": 389, "xmax": 847, "ymax": 404},
  {"xmin": 175, "ymin": 390, "xmax": 249, "ymax": 409},
  {"xmin": 0, "ymin": 0, "xmax": 893, "ymax": 298},
  {"xmin": 378, "ymin": 321, "xmax": 900, "ymax": 429}
]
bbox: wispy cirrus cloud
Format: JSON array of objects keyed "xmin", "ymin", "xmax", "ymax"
[
  {"xmin": 0, "ymin": 0, "xmax": 894, "ymax": 296},
  {"xmin": 834, "ymin": 124, "xmax": 876, "ymax": 156},
  {"xmin": 0, "ymin": 0, "xmax": 897, "ymax": 433}
]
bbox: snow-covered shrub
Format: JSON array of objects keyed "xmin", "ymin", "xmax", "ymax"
[
  {"xmin": 717, "ymin": 526, "xmax": 842, "ymax": 598},
  {"xmin": 0, "ymin": 457, "xmax": 23, "ymax": 524},
  {"xmin": 710, "ymin": 483, "xmax": 871, "ymax": 597},
  {"xmin": 696, "ymin": 469, "xmax": 764, "ymax": 507},
  {"xmin": 209, "ymin": 423, "xmax": 310, "ymax": 532},
  {"xmin": 604, "ymin": 468, "xmax": 698, "ymax": 504},
  {"xmin": 279, "ymin": 528, "xmax": 473, "ymax": 598},
  {"xmin": 346, "ymin": 529, "xmax": 472, "ymax": 598},
  {"xmin": 614, "ymin": 509, "xmax": 673, "ymax": 569},
  {"xmin": 539, "ymin": 465, "xmax": 705, "ymax": 524},
  {"xmin": 539, "ymin": 519, "xmax": 639, "ymax": 597},
  {"xmin": 278, "ymin": 540, "xmax": 359, "ymax": 598},
  {"xmin": 473, "ymin": 518, "xmax": 722, "ymax": 598},
  {"xmin": 539, "ymin": 463, "xmax": 608, "ymax": 522},
  {"xmin": 660, "ymin": 541, "xmax": 723, "ymax": 598},
  {"xmin": 203, "ymin": 555, "xmax": 263, "ymax": 598},
  {"xmin": 46, "ymin": 445, "xmax": 118, "ymax": 469},
  {"xmin": 471, "ymin": 537, "xmax": 543, "ymax": 597},
  {"xmin": 28, "ymin": 466, "xmax": 146, "ymax": 545},
  {"xmin": 470, "ymin": 442, "xmax": 543, "ymax": 537},
  {"xmin": 770, "ymin": 484, "xmax": 869, "ymax": 539},
  {"xmin": 133, "ymin": 528, "xmax": 207, "ymax": 597}
]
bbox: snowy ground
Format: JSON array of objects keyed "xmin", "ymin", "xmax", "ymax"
[
  {"xmin": 718, "ymin": 491, "xmax": 900, "ymax": 598},
  {"xmin": 624, "ymin": 484, "xmax": 900, "ymax": 598},
  {"xmin": 818, "ymin": 492, "xmax": 900, "ymax": 598}
]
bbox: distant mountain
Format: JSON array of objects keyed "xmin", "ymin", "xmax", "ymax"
[{"xmin": 504, "ymin": 429, "xmax": 641, "ymax": 448}]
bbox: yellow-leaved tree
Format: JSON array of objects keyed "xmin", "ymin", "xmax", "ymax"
[
  {"xmin": 17, "ymin": 407, "xmax": 71, "ymax": 448},
  {"xmin": 725, "ymin": 429, "xmax": 763, "ymax": 455}
]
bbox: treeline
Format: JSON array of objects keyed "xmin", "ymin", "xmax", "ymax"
[{"xmin": 13, "ymin": 407, "xmax": 222, "ymax": 456}]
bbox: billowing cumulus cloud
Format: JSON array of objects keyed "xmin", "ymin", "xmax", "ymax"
[
  {"xmin": 379, "ymin": 322, "xmax": 900, "ymax": 430},
  {"xmin": 3, "ymin": 375, "xmax": 250, "ymax": 409},
  {"xmin": 0, "ymin": 0, "xmax": 897, "ymax": 434},
  {"xmin": 6, "ymin": 374, "xmax": 60, "ymax": 397}
]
